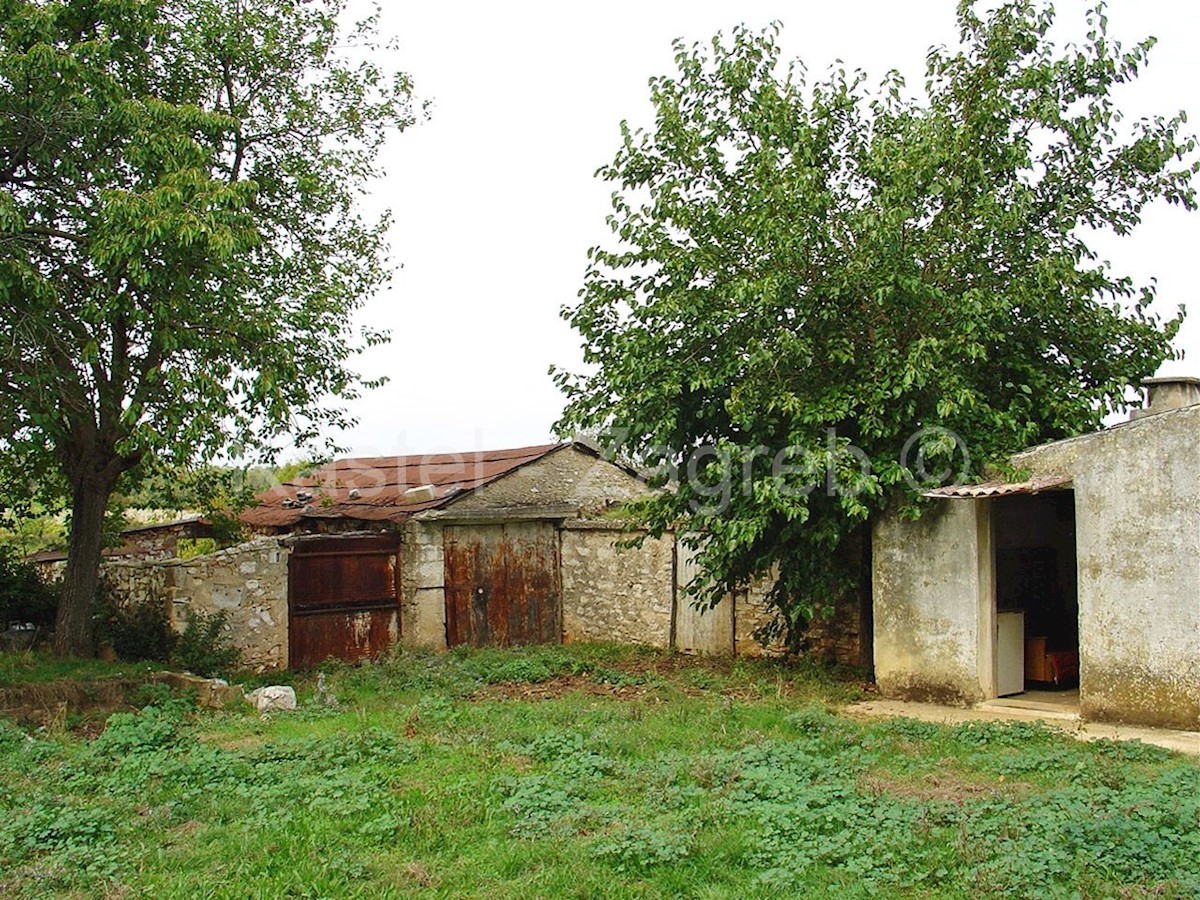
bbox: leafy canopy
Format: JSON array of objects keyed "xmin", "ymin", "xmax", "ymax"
[
  {"xmin": 554, "ymin": 1, "xmax": 1196, "ymax": 641},
  {"xmin": 0, "ymin": 0, "xmax": 413, "ymax": 487},
  {"xmin": 0, "ymin": 0, "xmax": 414, "ymax": 654}
]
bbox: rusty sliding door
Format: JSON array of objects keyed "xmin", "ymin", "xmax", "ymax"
[
  {"xmin": 444, "ymin": 522, "xmax": 561, "ymax": 648},
  {"xmin": 288, "ymin": 536, "xmax": 401, "ymax": 668}
]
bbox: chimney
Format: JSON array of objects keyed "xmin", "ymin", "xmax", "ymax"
[{"xmin": 1130, "ymin": 376, "xmax": 1200, "ymax": 420}]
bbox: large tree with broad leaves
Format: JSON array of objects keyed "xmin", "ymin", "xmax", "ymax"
[
  {"xmin": 0, "ymin": 0, "xmax": 414, "ymax": 655},
  {"xmin": 554, "ymin": 1, "xmax": 1196, "ymax": 646}
]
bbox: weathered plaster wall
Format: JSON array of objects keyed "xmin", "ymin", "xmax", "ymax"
[
  {"xmin": 445, "ymin": 446, "xmax": 647, "ymax": 515},
  {"xmin": 561, "ymin": 523, "xmax": 674, "ymax": 647},
  {"xmin": 1013, "ymin": 407, "xmax": 1200, "ymax": 728},
  {"xmin": 104, "ymin": 538, "xmax": 290, "ymax": 671},
  {"xmin": 399, "ymin": 520, "xmax": 446, "ymax": 650},
  {"xmin": 873, "ymin": 500, "xmax": 990, "ymax": 704}
]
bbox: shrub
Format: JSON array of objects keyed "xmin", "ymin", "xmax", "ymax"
[
  {"xmin": 93, "ymin": 581, "xmax": 177, "ymax": 662},
  {"xmin": 90, "ymin": 706, "xmax": 182, "ymax": 756},
  {"xmin": 170, "ymin": 608, "xmax": 240, "ymax": 677},
  {"xmin": 0, "ymin": 547, "xmax": 59, "ymax": 631}
]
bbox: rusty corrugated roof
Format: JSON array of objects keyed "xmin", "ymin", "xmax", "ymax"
[
  {"xmin": 922, "ymin": 474, "xmax": 1072, "ymax": 499},
  {"xmin": 240, "ymin": 442, "xmax": 569, "ymax": 529}
]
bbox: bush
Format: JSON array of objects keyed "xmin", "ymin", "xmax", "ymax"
[
  {"xmin": 170, "ymin": 608, "xmax": 240, "ymax": 677},
  {"xmin": 0, "ymin": 548, "xmax": 59, "ymax": 631},
  {"xmin": 93, "ymin": 581, "xmax": 177, "ymax": 662}
]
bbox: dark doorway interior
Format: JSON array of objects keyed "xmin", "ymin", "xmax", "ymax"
[{"xmin": 993, "ymin": 491, "xmax": 1079, "ymax": 689}]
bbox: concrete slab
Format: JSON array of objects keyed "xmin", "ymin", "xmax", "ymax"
[
  {"xmin": 978, "ymin": 697, "xmax": 1078, "ymax": 720},
  {"xmin": 848, "ymin": 698, "xmax": 1200, "ymax": 757}
]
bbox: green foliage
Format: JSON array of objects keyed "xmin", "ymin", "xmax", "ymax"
[
  {"xmin": 0, "ymin": 546, "xmax": 58, "ymax": 629},
  {"xmin": 554, "ymin": 2, "xmax": 1198, "ymax": 640},
  {"xmin": 131, "ymin": 681, "xmax": 178, "ymax": 709},
  {"xmin": 590, "ymin": 822, "xmax": 694, "ymax": 871},
  {"xmin": 0, "ymin": 0, "xmax": 416, "ymax": 654},
  {"xmin": 93, "ymin": 581, "xmax": 177, "ymax": 662},
  {"xmin": 89, "ymin": 705, "xmax": 183, "ymax": 756},
  {"xmin": 0, "ymin": 505, "xmax": 67, "ymax": 557},
  {"xmin": 0, "ymin": 644, "xmax": 1197, "ymax": 896},
  {"xmin": 170, "ymin": 608, "xmax": 240, "ymax": 677}
]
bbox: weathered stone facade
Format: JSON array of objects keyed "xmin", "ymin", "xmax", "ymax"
[
  {"xmin": 104, "ymin": 538, "xmax": 289, "ymax": 671},
  {"xmin": 1010, "ymin": 406, "xmax": 1199, "ymax": 728},
  {"xmin": 115, "ymin": 516, "xmax": 213, "ymax": 561},
  {"xmin": 802, "ymin": 595, "xmax": 867, "ymax": 667},
  {"xmin": 560, "ymin": 523, "xmax": 674, "ymax": 647},
  {"xmin": 735, "ymin": 586, "xmax": 785, "ymax": 657},
  {"xmin": 399, "ymin": 520, "xmax": 447, "ymax": 651},
  {"xmin": 105, "ymin": 443, "xmax": 785, "ymax": 669}
]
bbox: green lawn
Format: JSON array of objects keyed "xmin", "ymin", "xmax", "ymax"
[
  {"xmin": 0, "ymin": 643, "xmax": 1196, "ymax": 898},
  {"xmin": 0, "ymin": 648, "xmax": 160, "ymax": 687}
]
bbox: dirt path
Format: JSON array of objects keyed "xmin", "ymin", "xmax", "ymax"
[{"xmin": 847, "ymin": 698, "xmax": 1200, "ymax": 756}]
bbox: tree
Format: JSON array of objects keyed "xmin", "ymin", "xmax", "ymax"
[
  {"xmin": 0, "ymin": 0, "xmax": 415, "ymax": 655},
  {"xmin": 554, "ymin": 2, "xmax": 1197, "ymax": 645}
]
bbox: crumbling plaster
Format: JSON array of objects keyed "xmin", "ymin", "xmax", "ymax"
[
  {"xmin": 873, "ymin": 405, "xmax": 1200, "ymax": 729},
  {"xmin": 873, "ymin": 499, "xmax": 992, "ymax": 704},
  {"xmin": 1012, "ymin": 407, "xmax": 1200, "ymax": 728}
]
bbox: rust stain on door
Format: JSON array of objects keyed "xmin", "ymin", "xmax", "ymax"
[
  {"xmin": 288, "ymin": 535, "xmax": 401, "ymax": 668},
  {"xmin": 444, "ymin": 522, "xmax": 561, "ymax": 648}
]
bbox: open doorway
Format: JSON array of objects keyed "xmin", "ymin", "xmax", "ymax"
[{"xmin": 991, "ymin": 490, "xmax": 1079, "ymax": 697}]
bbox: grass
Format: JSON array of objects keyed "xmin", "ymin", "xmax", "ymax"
[
  {"xmin": 0, "ymin": 648, "xmax": 159, "ymax": 687},
  {"xmin": 0, "ymin": 642, "xmax": 1197, "ymax": 898}
]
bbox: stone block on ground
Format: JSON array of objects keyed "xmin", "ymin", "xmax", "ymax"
[{"xmin": 246, "ymin": 685, "xmax": 297, "ymax": 712}]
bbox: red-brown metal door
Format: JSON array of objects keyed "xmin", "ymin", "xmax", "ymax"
[
  {"xmin": 288, "ymin": 536, "xmax": 401, "ymax": 668},
  {"xmin": 444, "ymin": 522, "xmax": 561, "ymax": 648}
]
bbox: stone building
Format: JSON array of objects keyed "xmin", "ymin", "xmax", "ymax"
[
  {"xmin": 30, "ymin": 514, "xmax": 213, "ymax": 571},
  {"xmin": 872, "ymin": 377, "xmax": 1200, "ymax": 729},
  {"xmin": 111, "ymin": 441, "xmax": 778, "ymax": 670}
]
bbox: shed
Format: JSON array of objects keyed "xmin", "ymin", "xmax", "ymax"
[
  {"xmin": 30, "ymin": 514, "xmax": 213, "ymax": 572},
  {"xmin": 229, "ymin": 441, "xmax": 777, "ymax": 668},
  {"xmin": 872, "ymin": 378, "xmax": 1200, "ymax": 729}
]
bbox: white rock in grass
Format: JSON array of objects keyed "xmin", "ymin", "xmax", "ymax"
[{"xmin": 246, "ymin": 685, "xmax": 297, "ymax": 712}]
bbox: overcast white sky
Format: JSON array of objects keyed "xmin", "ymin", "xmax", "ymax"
[{"xmin": 331, "ymin": 1, "xmax": 1200, "ymax": 457}]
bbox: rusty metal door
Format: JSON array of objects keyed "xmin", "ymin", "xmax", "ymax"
[
  {"xmin": 444, "ymin": 522, "xmax": 561, "ymax": 648},
  {"xmin": 288, "ymin": 536, "xmax": 401, "ymax": 668}
]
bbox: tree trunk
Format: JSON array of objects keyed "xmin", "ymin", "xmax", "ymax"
[{"xmin": 53, "ymin": 476, "xmax": 115, "ymax": 657}]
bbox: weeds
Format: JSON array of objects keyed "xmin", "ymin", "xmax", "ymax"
[{"xmin": 0, "ymin": 643, "xmax": 1196, "ymax": 898}]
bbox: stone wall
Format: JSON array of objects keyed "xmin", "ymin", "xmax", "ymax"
[
  {"xmin": 399, "ymin": 520, "xmax": 446, "ymax": 650},
  {"xmin": 734, "ymin": 577, "xmax": 785, "ymax": 657},
  {"xmin": 1012, "ymin": 407, "xmax": 1200, "ymax": 729},
  {"xmin": 561, "ymin": 523, "xmax": 674, "ymax": 647},
  {"xmin": 801, "ymin": 593, "xmax": 865, "ymax": 666},
  {"xmin": 103, "ymin": 538, "xmax": 290, "ymax": 671},
  {"xmin": 114, "ymin": 518, "xmax": 212, "ymax": 561}
]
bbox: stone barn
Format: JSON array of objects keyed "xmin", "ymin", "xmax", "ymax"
[
  {"xmin": 195, "ymin": 440, "xmax": 779, "ymax": 669},
  {"xmin": 872, "ymin": 377, "xmax": 1200, "ymax": 730}
]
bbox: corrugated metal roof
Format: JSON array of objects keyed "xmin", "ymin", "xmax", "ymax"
[
  {"xmin": 922, "ymin": 475, "xmax": 1072, "ymax": 499},
  {"xmin": 240, "ymin": 442, "xmax": 570, "ymax": 529},
  {"xmin": 121, "ymin": 514, "xmax": 210, "ymax": 534}
]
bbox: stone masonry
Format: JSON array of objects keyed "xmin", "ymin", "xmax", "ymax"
[{"xmin": 104, "ymin": 538, "xmax": 290, "ymax": 671}]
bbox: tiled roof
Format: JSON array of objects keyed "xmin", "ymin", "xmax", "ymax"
[{"xmin": 240, "ymin": 442, "xmax": 569, "ymax": 529}]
